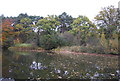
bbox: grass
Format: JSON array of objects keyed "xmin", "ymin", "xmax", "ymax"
[
  {"xmin": 54, "ymin": 45, "xmax": 119, "ymax": 55},
  {"xmin": 14, "ymin": 43, "xmax": 32, "ymax": 47},
  {"xmin": 9, "ymin": 43, "xmax": 36, "ymax": 51},
  {"xmin": 8, "ymin": 43, "xmax": 45, "ymax": 52}
]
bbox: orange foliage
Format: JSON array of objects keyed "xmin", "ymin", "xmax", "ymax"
[
  {"xmin": 3, "ymin": 28, "xmax": 9, "ymax": 31},
  {"xmin": 2, "ymin": 18, "xmax": 14, "ymax": 41},
  {"xmin": 2, "ymin": 37, "xmax": 6, "ymax": 41},
  {"xmin": 9, "ymin": 27, "xmax": 14, "ymax": 30}
]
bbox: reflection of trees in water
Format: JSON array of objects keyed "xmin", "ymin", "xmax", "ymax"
[
  {"xmin": 2, "ymin": 50, "xmax": 18, "ymax": 77},
  {"xmin": 49, "ymin": 53, "xmax": 119, "ymax": 79},
  {"xmin": 2, "ymin": 50, "xmax": 120, "ymax": 79},
  {"xmin": 2, "ymin": 51, "xmax": 35, "ymax": 78}
]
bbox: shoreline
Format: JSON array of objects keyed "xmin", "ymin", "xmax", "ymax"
[
  {"xmin": 53, "ymin": 50, "xmax": 120, "ymax": 57},
  {"xmin": 8, "ymin": 48, "xmax": 119, "ymax": 57}
]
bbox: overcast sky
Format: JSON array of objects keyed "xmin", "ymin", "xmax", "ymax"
[{"xmin": 0, "ymin": 0, "xmax": 119, "ymax": 20}]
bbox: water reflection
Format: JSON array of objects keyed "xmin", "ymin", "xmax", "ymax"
[
  {"xmin": 30, "ymin": 61, "xmax": 47, "ymax": 70},
  {"xmin": 2, "ymin": 50, "xmax": 120, "ymax": 79}
]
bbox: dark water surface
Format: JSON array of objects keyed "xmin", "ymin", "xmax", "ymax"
[{"xmin": 2, "ymin": 50, "xmax": 120, "ymax": 79}]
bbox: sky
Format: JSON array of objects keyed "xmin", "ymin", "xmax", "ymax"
[{"xmin": 0, "ymin": 0, "xmax": 119, "ymax": 21}]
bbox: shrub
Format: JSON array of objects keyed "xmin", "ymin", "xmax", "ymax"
[
  {"xmin": 39, "ymin": 34, "xmax": 67, "ymax": 50},
  {"xmin": 58, "ymin": 32, "xmax": 74, "ymax": 46}
]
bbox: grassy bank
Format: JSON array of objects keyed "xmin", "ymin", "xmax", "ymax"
[
  {"xmin": 8, "ymin": 43, "xmax": 119, "ymax": 55},
  {"xmin": 53, "ymin": 46, "xmax": 119, "ymax": 55},
  {"xmin": 8, "ymin": 43, "xmax": 44, "ymax": 52}
]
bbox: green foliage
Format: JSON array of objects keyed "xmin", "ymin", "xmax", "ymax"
[
  {"xmin": 14, "ymin": 17, "xmax": 33, "ymax": 43},
  {"xmin": 58, "ymin": 12, "xmax": 73, "ymax": 33},
  {"xmin": 35, "ymin": 15, "xmax": 60, "ymax": 46},
  {"xmin": 58, "ymin": 32, "xmax": 74, "ymax": 45},
  {"xmin": 94, "ymin": 5, "xmax": 119, "ymax": 39},
  {"xmin": 70, "ymin": 15, "xmax": 96, "ymax": 46},
  {"xmin": 36, "ymin": 15, "xmax": 60, "ymax": 35},
  {"xmin": 39, "ymin": 34, "xmax": 66, "ymax": 50},
  {"xmin": 2, "ymin": 8, "xmax": 119, "ymax": 54},
  {"xmin": 2, "ymin": 37, "xmax": 14, "ymax": 49}
]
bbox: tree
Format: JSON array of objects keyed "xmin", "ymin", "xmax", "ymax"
[
  {"xmin": 58, "ymin": 12, "xmax": 73, "ymax": 33},
  {"xmin": 0, "ymin": 15, "xmax": 3, "ymax": 49},
  {"xmin": 36, "ymin": 15, "xmax": 60, "ymax": 46},
  {"xmin": 94, "ymin": 5, "xmax": 119, "ymax": 39},
  {"xmin": 39, "ymin": 34, "xmax": 65, "ymax": 50},
  {"xmin": 14, "ymin": 17, "xmax": 33, "ymax": 43},
  {"xmin": 70, "ymin": 15, "xmax": 96, "ymax": 45},
  {"xmin": 36, "ymin": 15, "xmax": 60, "ymax": 34},
  {"xmin": 94, "ymin": 5, "xmax": 119, "ymax": 53},
  {"xmin": 2, "ymin": 18, "xmax": 15, "ymax": 48}
]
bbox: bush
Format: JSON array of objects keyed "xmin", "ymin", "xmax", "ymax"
[
  {"xmin": 39, "ymin": 34, "xmax": 67, "ymax": 50},
  {"xmin": 58, "ymin": 32, "xmax": 74, "ymax": 46}
]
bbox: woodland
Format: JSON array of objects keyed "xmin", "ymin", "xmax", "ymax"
[{"xmin": 1, "ymin": 5, "xmax": 119, "ymax": 54}]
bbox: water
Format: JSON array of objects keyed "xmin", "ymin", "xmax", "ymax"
[{"xmin": 2, "ymin": 50, "xmax": 120, "ymax": 79}]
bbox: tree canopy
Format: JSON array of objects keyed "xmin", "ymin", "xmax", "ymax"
[{"xmin": 1, "ymin": 5, "xmax": 119, "ymax": 54}]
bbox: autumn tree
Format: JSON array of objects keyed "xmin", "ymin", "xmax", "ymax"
[
  {"xmin": 0, "ymin": 15, "xmax": 3, "ymax": 49},
  {"xmin": 2, "ymin": 18, "xmax": 14, "ymax": 48}
]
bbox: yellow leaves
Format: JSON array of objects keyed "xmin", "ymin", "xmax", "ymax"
[
  {"xmin": 109, "ymin": 33, "xmax": 119, "ymax": 51},
  {"xmin": 31, "ymin": 24, "xmax": 36, "ymax": 27},
  {"xmin": 101, "ymin": 32, "xmax": 106, "ymax": 40},
  {"xmin": 14, "ymin": 38, "xmax": 21, "ymax": 44},
  {"xmin": 73, "ymin": 19, "xmax": 81, "ymax": 24},
  {"xmin": 112, "ymin": 33, "xmax": 118, "ymax": 39},
  {"xmin": 15, "ymin": 32, "xmax": 20, "ymax": 35},
  {"xmin": 109, "ymin": 39, "xmax": 118, "ymax": 50},
  {"xmin": 100, "ymin": 32, "xmax": 107, "ymax": 48},
  {"xmin": 15, "ymin": 24, "xmax": 23, "ymax": 29}
]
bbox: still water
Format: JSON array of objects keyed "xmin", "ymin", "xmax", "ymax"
[{"xmin": 2, "ymin": 50, "xmax": 120, "ymax": 79}]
